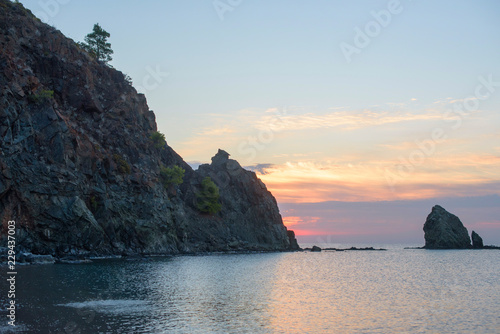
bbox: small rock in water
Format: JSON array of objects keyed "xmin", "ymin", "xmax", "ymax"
[{"xmin": 311, "ymin": 245, "xmax": 322, "ymax": 252}]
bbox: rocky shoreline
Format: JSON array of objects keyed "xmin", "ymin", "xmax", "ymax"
[{"xmin": 304, "ymin": 246, "xmax": 387, "ymax": 252}]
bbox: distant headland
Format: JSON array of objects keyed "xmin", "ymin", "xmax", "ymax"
[{"xmin": 0, "ymin": 0, "xmax": 299, "ymax": 262}]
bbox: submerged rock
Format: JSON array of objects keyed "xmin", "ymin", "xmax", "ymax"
[
  {"xmin": 423, "ymin": 205, "xmax": 471, "ymax": 249},
  {"xmin": 17, "ymin": 253, "xmax": 55, "ymax": 265},
  {"xmin": 471, "ymin": 231, "xmax": 484, "ymax": 249}
]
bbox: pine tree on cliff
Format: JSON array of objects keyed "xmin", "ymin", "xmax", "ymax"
[{"xmin": 79, "ymin": 23, "xmax": 113, "ymax": 63}]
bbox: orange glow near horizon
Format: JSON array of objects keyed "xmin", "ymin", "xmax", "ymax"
[
  {"xmin": 282, "ymin": 216, "xmax": 321, "ymax": 229},
  {"xmin": 257, "ymin": 157, "xmax": 500, "ymax": 204},
  {"xmin": 289, "ymin": 229, "xmax": 338, "ymax": 236},
  {"xmin": 261, "ymin": 155, "xmax": 500, "ymax": 239}
]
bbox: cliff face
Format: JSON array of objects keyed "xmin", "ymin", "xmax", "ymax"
[
  {"xmin": 0, "ymin": 1, "xmax": 298, "ymax": 256},
  {"xmin": 192, "ymin": 150, "xmax": 291, "ymax": 251}
]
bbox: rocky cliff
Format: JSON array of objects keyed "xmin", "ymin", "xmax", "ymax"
[{"xmin": 0, "ymin": 0, "xmax": 299, "ymax": 257}]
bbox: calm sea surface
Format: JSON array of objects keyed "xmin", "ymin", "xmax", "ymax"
[{"xmin": 1, "ymin": 244, "xmax": 499, "ymax": 333}]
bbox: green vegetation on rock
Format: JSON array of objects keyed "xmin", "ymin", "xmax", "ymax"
[
  {"xmin": 160, "ymin": 165, "xmax": 185, "ymax": 189},
  {"xmin": 150, "ymin": 131, "xmax": 166, "ymax": 149},
  {"xmin": 89, "ymin": 196, "xmax": 98, "ymax": 213},
  {"xmin": 79, "ymin": 23, "xmax": 113, "ymax": 63},
  {"xmin": 28, "ymin": 90, "xmax": 53, "ymax": 104},
  {"xmin": 196, "ymin": 177, "xmax": 221, "ymax": 214},
  {"xmin": 112, "ymin": 153, "xmax": 131, "ymax": 174}
]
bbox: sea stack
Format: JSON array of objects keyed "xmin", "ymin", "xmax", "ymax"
[{"xmin": 423, "ymin": 205, "xmax": 471, "ymax": 249}]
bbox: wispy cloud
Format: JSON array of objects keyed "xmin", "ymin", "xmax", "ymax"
[
  {"xmin": 257, "ymin": 156, "xmax": 500, "ymax": 203},
  {"xmin": 255, "ymin": 109, "xmax": 446, "ymax": 132},
  {"xmin": 197, "ymin": 127, "xmax": 235, "ymax": 136},
  {"xmin": 282, "ymin": 216, "xmax": 321, "ymax": 227}
]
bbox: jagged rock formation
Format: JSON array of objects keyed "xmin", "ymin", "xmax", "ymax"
[
  {"xmin": 193, "ymin": 150, "xmax": 294, "ymax": 251},
  {"xmin": 0, "ymin": 1, "xmax": 299, "ymax": 257},
  {"xmin": 423, "ymin": 205, "xmax": 471, "ymax": 249},
  {"xmin": 471, "ymin": 231, "xmax": 484, "ymax": 249}
]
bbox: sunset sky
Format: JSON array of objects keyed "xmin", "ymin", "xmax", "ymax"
[{"xmin": 20, "ymin": 0, "xmax": 500, "ymax": 244}]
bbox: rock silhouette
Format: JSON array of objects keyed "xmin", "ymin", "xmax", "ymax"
[{"xmin": 423, "ymin": 205, "xmax": 471, "ymax": 249}]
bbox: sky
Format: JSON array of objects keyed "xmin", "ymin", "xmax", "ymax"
[{"xmin": 19, "ymin": 0, "xmax": 500, "ymax": 245}]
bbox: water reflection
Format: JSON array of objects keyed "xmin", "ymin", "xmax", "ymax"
[
  {"xmin": 0, "ymin": 249, "xmax": 499, "ymax": 333},
  {"xmin": 146, "ymin": 254, "xmax": 280, "ymax": 333}
]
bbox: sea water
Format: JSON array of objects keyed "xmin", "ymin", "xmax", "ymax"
[{"xmin": 0, "ymin": 244, "xmax": 499, "ymax": 333}]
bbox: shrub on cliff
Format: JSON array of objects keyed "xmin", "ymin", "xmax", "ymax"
[
  {"xmin": 28, "ymin": 90, "xmax": 53, "ymax": 104},
  {"xmin": 79, "ymin": 23, "xmax": 113, "ymax": 63},
  {"xmin": 149, "ymin": 131, "xmax": 166, "ymax": 149},
  {"xmin": 112, "ymin": 154, "xmax": 131, "ymax": 174},
  {"xmin": 196, "ymin": 177, "xmax": 221, "ymax": 214},
  {"xmin": 160, "ymin": 165, "xmax": 185, "ymax": 189},
  {"xmin": 89, "ymin": 196, "xmax": 99, "ymax": 213}
]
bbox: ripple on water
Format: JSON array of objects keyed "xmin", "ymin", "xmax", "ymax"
[{"xmin": 57, "ymin": 299, "xmax": 152, "ymax": 315}]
